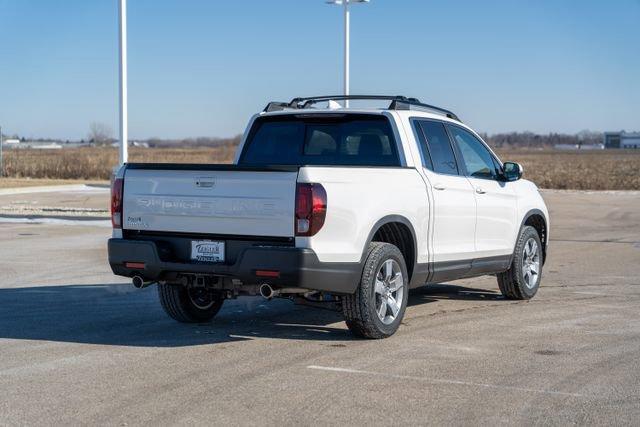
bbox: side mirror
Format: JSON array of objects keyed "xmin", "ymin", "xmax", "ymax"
[{"xmin": 502, "ymin": 161, "xmax": 523, "ymax": 181}]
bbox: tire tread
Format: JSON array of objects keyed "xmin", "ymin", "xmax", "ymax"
[
  {"xmin": 498, "ymin": 225, "xmax": 542, "ymax": 300},
  {"xmin": 342, "ymin": 242, "xmax": 407, "ymax": 339}
]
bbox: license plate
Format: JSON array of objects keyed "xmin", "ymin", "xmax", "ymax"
[{"xmin": 191, "ymin": 240, "xmax": 225, "ymax": 263}]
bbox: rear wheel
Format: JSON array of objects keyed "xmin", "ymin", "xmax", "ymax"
[
  {"xmin": 158, "ymin": 283, "xmax": 225, "ymax": 323},
  {"xmin": 342, "ymin": 242, "xmax": 409, "ymax": 339},
  {"xmin": 498, "ymin": 225, "xmax": 543, "ymax": 300}
]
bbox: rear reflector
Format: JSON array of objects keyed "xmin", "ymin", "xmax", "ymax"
[
  {"xmin": 255, "ymin": 270, "xmax": 280, "ymax": 278},
  {"xmin": 125, "ymin": 262, "xmax": 145, "ymax": 269},
  {"xmin": 295, "ymin": 183, "xmax": 327, "ymax": 237}
]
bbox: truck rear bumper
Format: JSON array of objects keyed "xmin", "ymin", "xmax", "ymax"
[{"xmin": 108, "ymin": 238, "xmax": 361, "ymax": 294}]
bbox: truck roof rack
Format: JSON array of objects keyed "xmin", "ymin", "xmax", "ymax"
[{"xmin": 263, "ymin": 95, "xmax": 460, "ymax": 121}]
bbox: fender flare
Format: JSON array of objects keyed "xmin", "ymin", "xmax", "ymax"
[
  {"xmin": 514, "ymin": 208, "xmax": 548, "ymax": 264},
  {"xmin": 359, "ymin": 215, "xmax": 419, "ymax": 270}
]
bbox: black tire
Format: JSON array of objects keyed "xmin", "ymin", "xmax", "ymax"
[
  {"xmin": 157, "ymin": 283, "xmax": 225, "ymax": 323},
  {"xmin": 498, "ymin": 225, "xmax": 543, "ymax": 300},
  {"xmin": 342, "ymin": 242, "xmax": 409, "ymax": 339}
]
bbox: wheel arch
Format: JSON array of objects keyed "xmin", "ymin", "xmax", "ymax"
[
  {"xmin": 362, "ymin": 215, "xmax": 418, "ymax": 282},
  {"xmin": 520, "ymin": 209, "xmax": 548, "ymax": 264}
]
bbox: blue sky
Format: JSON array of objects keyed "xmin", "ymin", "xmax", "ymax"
[{"xmin": 0, "ymin": 0, "xmax": 638, "ymax": 140}]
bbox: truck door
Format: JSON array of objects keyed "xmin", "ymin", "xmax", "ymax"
[
  {"xmin": 413, "ymin": 119, "xmax": 477, "ymax": 281},
  {"xmin": 446, "ymin": 124, "xmax": 518, "ymax": 259}
]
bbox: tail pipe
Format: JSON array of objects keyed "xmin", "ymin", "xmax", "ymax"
[
  {"xmin": 259, "ymin": 284, "xmax": 310, "ymax": 300},
  {"xmin": 132, "ymin": 276, "xmax": 154, "ymax": 289}
]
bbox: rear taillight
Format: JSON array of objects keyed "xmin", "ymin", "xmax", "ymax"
[
  {"xmin": 111, "ymin": 178, "xmax": 124, "ymax": 229},
  {"xmin": 295, "ymin": 183, "xmax": 327, "ymax": 236}
]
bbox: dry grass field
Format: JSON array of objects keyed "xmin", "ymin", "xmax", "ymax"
[
  {"xmin": 1, "ymin": 145, "xmax": 236, "ymax": 181},
  {"xmin": 496, "ymin": 149, "xmax": 640, "ymax": 190},
  {"xmin": 1, "ymin": 146, "xmax": 639, "ymax": 190}
]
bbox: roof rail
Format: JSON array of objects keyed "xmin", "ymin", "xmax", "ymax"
[
  {"xmin": 388, "ymin": 98, "xmax": 460, "ymax": 121},
  {"xmin": 263, "ymin": 101, "xmax": 293, "ymax": 113},
  {"xmin": 261, "ymin": 95, "xmax": 461, "ymax": 121}
]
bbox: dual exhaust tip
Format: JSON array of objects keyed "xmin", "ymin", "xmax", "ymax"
[
  {"xmin": 132, "ymin": 276, "xmax": 153, "ymax": 289},
  {"xmin": 132, "ymin": 277, "xmax": 307, "ymax": 299},
  {"xmin": 260, "ymin": 283, "xmax": 277, "ymax": 299}
]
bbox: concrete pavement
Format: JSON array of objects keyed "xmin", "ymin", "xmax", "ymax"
[{"xmin": 0, "ymin": 189, "xmax": 638, "ymax": 425}]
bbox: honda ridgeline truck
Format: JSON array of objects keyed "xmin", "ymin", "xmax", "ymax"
[{"xmin": 108, "ymin": 95, "xmax": 549, "ymax": 338}]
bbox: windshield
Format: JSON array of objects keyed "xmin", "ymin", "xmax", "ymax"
[{"xmin": 239, "ymin": 114, "xmax": 400, "ymax": 167}]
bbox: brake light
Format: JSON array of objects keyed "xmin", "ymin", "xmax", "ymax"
[
  {"xmin": 295, "ymin": 183, "xmax": 327, "ymax": 236},
  {"xmin": 111, "ymin": 178, "xmax": 124, "ymax": 229}
]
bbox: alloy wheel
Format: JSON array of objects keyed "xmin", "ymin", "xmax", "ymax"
[
  {"xmin": 522, "ymin": 238, "xmax": 540, "ymax": 289},
  {"xmin": 374, "ymin": 259, "xmax": 404, "ymax": 325}
]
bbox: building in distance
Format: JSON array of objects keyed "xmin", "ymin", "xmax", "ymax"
[{"xmin": 604, "ymin": 131, "xmax": 640, "ymax": 149}]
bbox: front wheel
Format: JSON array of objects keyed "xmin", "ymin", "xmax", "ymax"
[
  {"xmin": 342, "ymin": 242, "xmax": 409, "ymax": 339},
  {"xmin": 497, "ymin": 225, "xmax": 543, "ymax": 300},
  {"xmin": 158, "ymin": 283, "xmax": 225, "ymax": 323}
]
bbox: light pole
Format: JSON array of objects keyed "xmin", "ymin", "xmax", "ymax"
[
  {"xmin": 0, "ymin": 125, "xmax": 3, "ymax": 177},
  {"xmin": 326, "ymin": 0, "xmax": 369, "ymax": 107},
  {"xmin": 118, "ymin": 0, "xmax": 128, "ymax": 165}
]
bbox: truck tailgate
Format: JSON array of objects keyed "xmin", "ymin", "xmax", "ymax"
[{"xmin": 122, "ymin": 166, "xmax": 298, "ymax": 237}]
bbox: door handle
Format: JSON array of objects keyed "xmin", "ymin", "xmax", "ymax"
[
  {"xmin": 433, "ymin": 183, "xmax": 446, "ymax": 191},
  {"xmin": 475, "ymin": 187, "xmax": 486, "ymax": 194}
]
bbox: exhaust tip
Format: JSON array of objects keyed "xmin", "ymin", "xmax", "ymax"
[
  {"xmin": 132, "ymin": 276, "xmax": 145, "ymax": 289},
  {"xmin": 259, "ymin": 283, "xmax": 274, "ymax": 300}
]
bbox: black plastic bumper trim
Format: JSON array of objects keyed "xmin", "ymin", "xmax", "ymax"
[{"xmin": 108, "ymin": 238, "xmax": 362, "ymax": 295}]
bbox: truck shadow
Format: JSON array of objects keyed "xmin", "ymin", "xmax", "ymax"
[
  {"xmin": 0, "ymin": 283, "xmax": 499, "ymax": 347},
  {"xmin": 409, "ymin": 283, "xmax": 503, "ymax": 304}
]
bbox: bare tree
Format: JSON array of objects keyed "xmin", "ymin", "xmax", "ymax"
[{"xmin": 88, "ymin": 122, "xmax": 113, "ymax": 146}]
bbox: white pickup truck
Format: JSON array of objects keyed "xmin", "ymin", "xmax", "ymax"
[{"xmin": 108, "ymin": 95, "xmax": 549, "ymax": 338}]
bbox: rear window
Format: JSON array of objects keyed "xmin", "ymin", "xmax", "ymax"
[{"xmin": 239, "ymin": 114, "xmax": 400, "ymax": 166}]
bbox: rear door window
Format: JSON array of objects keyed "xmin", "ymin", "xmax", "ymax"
[
  {"xmin": 412, "ymin": 120, "xmax": 434, "ymax": 170},
  {"xmin": 240, "ymin": 115, "xmax": 400, "ymax": 167},
  {"xmin": 416, "ymin": 120, "xmax": 459, "ymax": 175}
]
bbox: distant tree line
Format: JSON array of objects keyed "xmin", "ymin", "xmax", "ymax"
[
  {"xmin": 141, "ymin": 131, "xmax": 603, "ymax": 149},
  {"xmin": 144, "ymin": 135, "xmax": 242, "ymax": 148},
  {"xmin": 5, "ymin": 126, "xmax": 603, "ymax": 150},
  {"xmin": 479, "ymin": 131, "xmax": 603, "ymax": 149}
]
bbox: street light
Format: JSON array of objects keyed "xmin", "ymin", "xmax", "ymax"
[
  {"xmin": 326, "ymin": 0, "xmax": 370, "ymax": 107},
  {"xmin": 0, "ymin": 125, "xmax": 3, "ymax": 177},
  {"xmin": 118, "ymin": 0, "xmax": 128, "ymax": 165}
]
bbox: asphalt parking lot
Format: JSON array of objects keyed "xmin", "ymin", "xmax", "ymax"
[{"xmin": 0, "ymin": 187, "xmax": 639, "ymax": 425}]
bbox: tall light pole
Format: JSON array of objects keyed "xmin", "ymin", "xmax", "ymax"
[
  {"xmin": 118, "ymin": 0, "xmax": 128, "ymax": 165},
  {"xmin": 326, "ymin": 0, "xmax": 369, "ymax": 107},
  {"xmin": 0, "ymin": 125, "xmax": 3, "ymax": 177}
]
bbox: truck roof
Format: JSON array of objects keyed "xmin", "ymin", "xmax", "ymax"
[
  {"xmin": 261, "ymin": 95, "xmax": 462, "ymax": 123},
  {"xmin": 260, "ymin": 106, "xmax": 463, "ymax": 126}
]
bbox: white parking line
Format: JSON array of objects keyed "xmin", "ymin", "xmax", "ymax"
[
  {"xmin": 572, "ymin": 291, "xmax": 607, "ymax": 296},
  {"xmin": 307, "ymin": 365, "xmax": 585, "ymax": 398}
]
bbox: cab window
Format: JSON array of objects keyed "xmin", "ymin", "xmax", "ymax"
[{"xmin": 447, "ymin": 125, "xmax": 499, "ymax": 180}]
